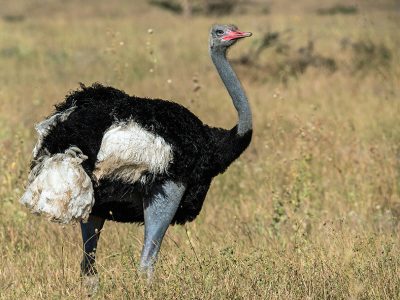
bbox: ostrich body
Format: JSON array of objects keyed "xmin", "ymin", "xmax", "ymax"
[{"xmin": 21, "ymin": 24, "xmax": 253, "ymax": 281}]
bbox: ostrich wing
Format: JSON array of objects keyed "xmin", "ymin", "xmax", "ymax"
[{"xmin": 93, "ymin": 121, "xmax": 173, "ymax": 185}]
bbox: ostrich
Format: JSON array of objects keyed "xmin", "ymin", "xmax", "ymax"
[{"xmin": 20, "ymin": 24, "xmax": 253, "ymax": 283}]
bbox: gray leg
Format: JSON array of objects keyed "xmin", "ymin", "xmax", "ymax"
[
  {"xmin": 80, "ymin": 215, "xmax": 105, "ymax": 276},
  {"xmin": 140, "ymin": 180, "xmax": 186, "ymax": 278}
]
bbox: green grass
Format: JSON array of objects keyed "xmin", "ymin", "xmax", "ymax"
[{"xmin": 0, "ymin": 0, "xmax": 400, "ymax": 298}]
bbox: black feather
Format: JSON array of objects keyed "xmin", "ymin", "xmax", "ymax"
[{"xmin": 36, "ymin": 83, "xmax": 252, "ymax": 224}]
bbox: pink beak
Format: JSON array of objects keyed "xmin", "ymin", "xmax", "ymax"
[{"xmin": 222, "ymin": 30, "xmax": 252, "ymax": 41}]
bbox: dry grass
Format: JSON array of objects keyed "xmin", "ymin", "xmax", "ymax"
[{"xmin": 1, "ymin": 0, "xmax": 400, "ymax": 299}]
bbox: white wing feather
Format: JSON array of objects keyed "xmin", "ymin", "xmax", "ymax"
[{"xmin": 94, "ymin": 121, "xmax": 173, "ymax": 184}]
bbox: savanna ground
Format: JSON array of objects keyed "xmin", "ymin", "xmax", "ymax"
[{"xmin": 0, "ymin": 0, "xmax": 399, "ymax": 299}]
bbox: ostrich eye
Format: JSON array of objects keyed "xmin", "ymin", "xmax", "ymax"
[{"xmin": 216, "ymin": 29, "xmax": 224, "ymax": 36}]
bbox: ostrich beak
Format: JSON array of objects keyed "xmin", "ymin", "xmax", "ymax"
[{"xmin": 223, "ymin": 30, "xmax": 252, "ymax": 41}]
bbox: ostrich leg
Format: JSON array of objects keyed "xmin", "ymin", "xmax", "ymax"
[
  {"xmin": 80, "ymin": 215, "xmax": 105, "ymax": 294},
  {"xmin": 81, "ymin": 215, "xmax": 105, "ymax": 274},
  {"xmin": 140, "ymin": 180, "xmax": 186, "ymax": 278}
]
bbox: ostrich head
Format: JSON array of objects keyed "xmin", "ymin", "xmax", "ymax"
[{"xmin": 209, "ymin": 24, "xmax": 252, "ymax": 53}]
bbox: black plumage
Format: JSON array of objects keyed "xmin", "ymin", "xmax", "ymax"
[{"xmin": 36, "ymin": 83, "xmax": 252, "ymax": 224}]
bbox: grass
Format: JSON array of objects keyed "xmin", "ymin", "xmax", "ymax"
[{"xmin": 0, "ymin": 0, "xmax": 400, "ymax": 298}]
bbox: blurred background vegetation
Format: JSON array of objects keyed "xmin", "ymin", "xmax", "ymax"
[{"xmin": 0, "ymin": 0, "xmax": 399, "ymax": 298}]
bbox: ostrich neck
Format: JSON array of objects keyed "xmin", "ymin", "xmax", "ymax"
[{"xmin": 210, "ymin": 50, "xmax": 252, "ymax": 136}]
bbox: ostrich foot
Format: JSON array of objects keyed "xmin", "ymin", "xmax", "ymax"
[
  {"xmin": 82, "ymin": 274, "xmax": 99, "ymax": 296},
  {"xmin": 138, "ymin": 264, "xmax": 155, "ymax": 284}
]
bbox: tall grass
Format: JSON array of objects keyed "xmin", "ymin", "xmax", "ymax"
[{"xmin": 0, "ymin": 0, "xmax": 399, "ymax": 298}]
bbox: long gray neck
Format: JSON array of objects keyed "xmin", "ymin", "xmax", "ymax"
[{"xmin": 210, "ymin": 49, "xmax": 252, "ymax": 136}]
